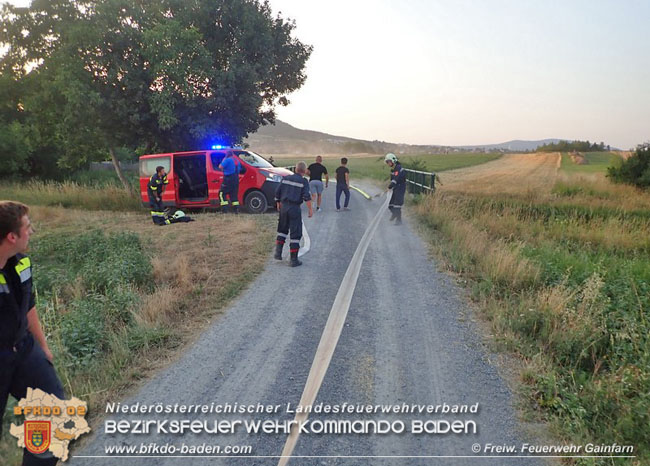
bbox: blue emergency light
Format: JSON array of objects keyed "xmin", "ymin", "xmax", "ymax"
[{"xmin": 211, "ymin": 144, "xmax": 224, "ymax": 150}]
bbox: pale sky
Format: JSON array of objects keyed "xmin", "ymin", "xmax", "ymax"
[{"xmin": 4, "ymin": 0, "xmax": 650, "ymax": 148}]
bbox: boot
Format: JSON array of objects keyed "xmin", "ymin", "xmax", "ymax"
[
  {"xmin": 394, "ymin": 210, "xmax": 402, "ymax": 225},
  {"xmin": 290, "ymin": 251, "xmax": 302, "ymax": 267},
  {"xmin": 389, "ymin": 209, "xmax": 397, "ymax": 221},
  {"xmin": 274, "ymin": 243, "xmax": 283, "ymax": 260}
]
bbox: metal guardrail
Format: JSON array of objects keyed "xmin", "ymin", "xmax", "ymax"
[
  {"xmin": 282, "ymin": 165, "xmax": 436, "ymax": 195},
  {"xmin": 404, "ymin": 168, "xmax": 436, "ymax": 194}
]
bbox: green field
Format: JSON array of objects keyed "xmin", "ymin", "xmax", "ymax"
[
  {"xmin": 560, "ymin": 151, "xmax": 622, "ymax": 174},
  {"xmin": 275, "ymin": 153, "xmax": 502, "ymax": 181}
]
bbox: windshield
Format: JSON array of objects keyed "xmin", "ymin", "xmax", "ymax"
[{"xmin": 234, "ymin": 151, "xmax": 274, "ymax": 168}]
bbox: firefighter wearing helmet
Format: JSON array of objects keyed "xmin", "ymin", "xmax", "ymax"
[{"xmin": 384, "ymin": 153, "xmax": 406, "ymax": 225}]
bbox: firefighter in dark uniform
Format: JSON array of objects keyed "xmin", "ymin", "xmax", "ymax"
[
  {"xmin": 385, "ymin": 153, "xmax": 406, "ymax": 225},
  {"xmin": 218, "ymin": 153, "xmax": 245, "ymax": 214},
  {"xmin": 1, "ymin": 201, "xmax": 64, "ymax": 466},
  {"xmin": 148, "ymin": 165, "xmax": 168, "ymax": 224},
  {"xmin": 273, "ymin": 161, "xmax": 313, "ymax": 267}
]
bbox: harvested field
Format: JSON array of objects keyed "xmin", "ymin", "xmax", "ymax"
[{"xmin": 438, "ymin": 152, "xmax": 561, "ymax": 195}]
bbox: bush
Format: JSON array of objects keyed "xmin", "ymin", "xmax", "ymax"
[
  {"xmin": 60, "ymin": 294, "xmax": 107, "ymax": 367},
  {"xmin": 607, "ymin": 143, "xmax": 650, "ymax": 188},
  {"xmin": 32, "ymin": 230, "xmax": 151, "ymax": 371},
  {"xmin": 33, "ymin": 230, "xmax": 152, "ymax": 293},
  {"xmin": 401, "ymin": 158, "xmax": 428, "ymax": 171}
]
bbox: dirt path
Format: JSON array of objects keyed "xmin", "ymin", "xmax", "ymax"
[
  {"xmin": 70, "ymin": 184, "xmax": 545, "ymax": 465},
  {"xmin": 439, "ymin": 153, "xmax": 561, "ymax": 195}
]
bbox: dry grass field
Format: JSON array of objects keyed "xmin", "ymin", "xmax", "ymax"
[
  {"xmin": 0, "ymin": 206, "xmax": 274, "ymax": 464},
  {"xmin": 414, "ymin": 153, "xmax": 650, "ymax": 465}
]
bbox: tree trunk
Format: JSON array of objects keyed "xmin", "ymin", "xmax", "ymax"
[{"xmin": 109, "ymin": 147, "xmax": 135, "ymax": 196}]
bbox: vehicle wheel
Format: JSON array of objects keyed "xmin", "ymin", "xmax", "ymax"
[{"xmin": 244, "ymin": 190, "xmax": 268, "ymax": 214}]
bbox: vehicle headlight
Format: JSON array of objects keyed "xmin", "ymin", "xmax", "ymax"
[{"xmin": 261, "ymin": 171, "xmax": 282, "ymax": 183}]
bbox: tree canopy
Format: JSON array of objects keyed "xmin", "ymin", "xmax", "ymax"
[
  {"xmin": 0, "ymin": 0, "xmax": 311, "ymax": 184},
  {"xmin": 537, "ymin": 140, "xmax": 608, "ymax": 153},
  {"xmin": 607, "ymin": 143, "xmax": 650, "ymax": 188}
]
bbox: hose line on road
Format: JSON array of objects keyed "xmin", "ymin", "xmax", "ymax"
[
  {"xmin": 299, "ymin": 220, "xmax": 311, "ymax": 257},
  {"xmin": 281, "ymin": 220, "xmax": 311, "ymax": 259},
  {"xmin": 278, "ymin": 193, "xmax": 390, "ymax": 466},
  {"xmin": 328, "ymin": 179, "xmax": 373, "ymax": 200}
]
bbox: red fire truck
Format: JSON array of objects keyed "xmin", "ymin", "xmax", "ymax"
[{"xmin": 139, "ymin": 148, "xmax": 292, "ymax": 213}]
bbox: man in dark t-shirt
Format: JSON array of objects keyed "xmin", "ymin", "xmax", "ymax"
[
  {"xmin": 307, "ymin": 156, "xmax": 329, "ymax": 212},
  {"xmin": 335, "ymin": 158, "xmax": 350, "ymax": 211}
]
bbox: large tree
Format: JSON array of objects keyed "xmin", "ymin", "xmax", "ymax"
[
  {"xmin": 0, "ymin": 0, "xmax": 311, "ymax": 190},
  {"xmin": 607, "ymin": 143, "xmax": 650, "ymax": 188}
]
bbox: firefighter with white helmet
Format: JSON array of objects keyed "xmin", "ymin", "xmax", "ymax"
[{"xmin": 384, "ymin": 153, "xmax": 406, "ymax": 225}]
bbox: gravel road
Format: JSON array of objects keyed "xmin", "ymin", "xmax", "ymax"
[{"xmin": 69, "ymin": 181, "xmax": 546, "ymax": 466}]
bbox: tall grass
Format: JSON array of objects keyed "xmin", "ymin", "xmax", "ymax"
[
  {"xmin": 415, "ymin": 175, "xmax": 650, "ymax": 465},
  {"xmin": 0, "ymin": 179, "xmax": 140, "ymax": 211}
]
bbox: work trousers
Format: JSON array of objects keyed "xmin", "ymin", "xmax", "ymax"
[
  {"xmin": 389, "ymin": 186, "xmax": 405, "ymax": 221},
  {"xmin": 0, "ymin": 334, "xmax": 64, "ymax": 466},
  {"xmin": 219, "ymin": 175, "xmax": 240, "ymax": 213},
  {"xmin": 148, "ymin": 193, "xmax": 165, "ymax": 224},
  {"xmin": 276, "ymin": 203, "xmax": 302, "ymax": 253}
]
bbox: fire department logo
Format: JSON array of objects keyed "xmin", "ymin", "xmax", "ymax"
[
  {"xmin": 10, "ymin": 388, "xmax": 91, "ymax": 461},
  {"xmin": 25, "ymin": 421, "xmax": 51, "ymax": 455}
]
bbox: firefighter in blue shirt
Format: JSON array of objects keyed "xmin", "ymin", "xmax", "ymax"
[
  {"xmin": 385, "ymin": 153, "xmax": 406, "ymax": 225},
  {"xmin": 1, "ymin": 201, "xmax": 64, "ymax": 466},
  {"xmin": 218, "ymin": 153, "xmax": 246, "ymax": 214},
  {"xmin": 147, "ymin": 166, "xmax": 168, "ymax": 224},
  {"xmin": 274, "ymin": 161, "xmax": 313, "ymax": 267}
]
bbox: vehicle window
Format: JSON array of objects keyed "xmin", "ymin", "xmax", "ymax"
[
  {"xmin": 210, "ymin": 152, "xmax": 227, "ymax": 170},
  {"xmin": 140, "ymin": 156, "xmax": 171, "ymax": 177},
  {"xmin": 233, "ymin": 151, "xmax": 274, "ymax": 168}
]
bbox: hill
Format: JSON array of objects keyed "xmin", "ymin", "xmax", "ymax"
[{"xmin": 244, "ymin": 121, "xmax": 569, "ymax": 154}]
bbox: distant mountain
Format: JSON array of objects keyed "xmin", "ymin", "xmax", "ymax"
[{"xmin": 244, "ymin": 121, "xmax": 571, "ymax": 154}]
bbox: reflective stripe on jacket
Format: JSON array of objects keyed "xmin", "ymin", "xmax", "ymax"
[{"xmin": 0, "ymin": 254, "xmax": 34, "ymax": 346}]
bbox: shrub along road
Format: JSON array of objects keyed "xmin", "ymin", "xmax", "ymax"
[{"xmin": 70, "ymin": 183, "xmax": 545, "ymax": 465}]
